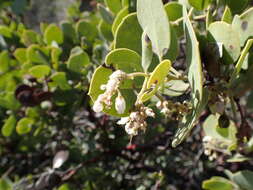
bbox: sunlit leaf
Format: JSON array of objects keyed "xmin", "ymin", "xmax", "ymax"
[
  {"xmin": 140, "ymin": 60, "xmax": 171, "ymax": 102},
  {"xmin": 44, "ymin": 24, "xmax": 64, "ymax": 45},
  {"xmin": 202, "ymin": 177, "xmax": 234, "ymax": 190},
  {"xmin": 29, "ymin": 65, "xmax": 51, "ymax": 79},
  {"xmin": 16, "ymin": 118, "xmax": 34, "ymax": 135}
]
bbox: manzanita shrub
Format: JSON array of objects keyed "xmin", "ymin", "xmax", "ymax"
[{"xmin": 1, "ymin": 0, "xmax": 253, "ymax": 189}]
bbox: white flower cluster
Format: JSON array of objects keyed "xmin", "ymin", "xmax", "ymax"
[
  {"xmin": 93, "ymin": 70, "xmax": 126, "ymax": 114},
  {"xmin": 156, "ymin": 101, "xmax": 170, "ymax": 116},
  {"xmin": 117, "ymin": 106, "xmax": 155, "ymax": 136}
]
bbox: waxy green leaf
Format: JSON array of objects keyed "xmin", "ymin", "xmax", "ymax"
[
  {"xmin": 44, "ymin": 24, "xmax": 63, "ymax": 45},
  {"xmin": 112, "ymin": 6, "xmax": 129, "ymax": 35},
  {"xmin": 29, "ymin": 65, "xmax": 51, "ymax": 79},
  {"xmin": 105, "ymin": 48, "xmax": 142, "ymax": 72},
  {"xmin": 16, "ymin": 118, "xmax": 34, "ymax": 135},
  {"xmin": 115, "ymin": 13, "xmax": 143, "ymax": 54}
]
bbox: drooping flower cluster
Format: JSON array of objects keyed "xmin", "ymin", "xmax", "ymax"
[
  {"xmin": 117, "ymin": 106, "xmax": 155, "ymax": 136},
  {"xmin": 93, "ymin": 70, "xmax": 126, "ymax": 114}
]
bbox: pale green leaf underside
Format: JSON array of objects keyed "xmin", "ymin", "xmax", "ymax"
[
  {"xmin": 137, "ymin": 0, "xmax": 170, "ymax": 59},
  {"xmin": 172, "ymin": 6, "xmax": 204, "ymax": 147}
]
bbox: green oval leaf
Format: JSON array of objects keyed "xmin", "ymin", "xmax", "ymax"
[
  {"xmin": 208, "ymin": 21, "xmax": 241, "ymax": 63},
  {"xmin": 202, "ymin": 177, "xmax": 235, "ymax": 190},
  {"xmin": 137, "ymin": 0, "xmax": 170, "ymax": 59},
  {"xmin": 232, "ymin": 7, "xmax": 253, "ymax": 47},
  {"xmin": 105, "ymin": 48, "xmax": 143, "ymax": 88},
  {"xmin": 60, "ymin": 21, "xmax": 77, "ymax": 43},
  {"xmin": 76, "ymin": 20, "xmax": 98, "ymax": 42},
  {"xmin": 106, "ymin": 48, "xmax": 142, "ymax": 72},
  {"xmin": 0, "ymin": 25, "xmax": 12, "ymax": 38},
  {"xmin": 44, "ymin": 24, "xmax": 63, "ymax": 45},
  {"xmin": 98, "ymin": 20, "xmax": 113, "ymax": 41},
  {"xmin": 16, "ymin": 118, "xmax": 34, "ymax": 135},
  {"xmin": 14, "ymin": 48, "xmax": 27, "ymax": 63},
  {"xmin": 203, "ymin": 114, "xmax": 237, "ymax": 143},
  {"xmin": 115, "ymin": 13, "xmax": 143, "ymax": 54},
  {"xmin": 112, "ymin": 6, "xmax": 129, "ymax": 35},
  {"xmin": 51, "ymin": 72, "xmax": 71, "ymax": 90},
  {"xmin": 21, "ymin": 30, "xmax": 38, "ymax": 46},
  {"xmin": 29, "ymin": 65, "xmax": 51, "ymax": 79},
  {"xmin": 1, "ymin": 115, "xmax": 16, "ymax": 137},
  {"xmin": 67, "ymin": 47, "xmax": 90, "ymax": 73}
]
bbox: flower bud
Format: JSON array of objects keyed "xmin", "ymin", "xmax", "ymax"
[
  {"xmin": 100, "ymin": 84, "xmax": 106, "ymax": 90},
  {"xmin": 93, "ymin": 100, "xmax": 103, "ymax": 112},
  {"xmin": 145, "ymin": 108, "xmax": 155, "ymax": 117},
  {"xmin": 115, "ymin": 93, "xmax": 126, "ymax": 114},
  {"xmin": 117, "ymin": 117, "xmax": 129, "ymax": 125}
]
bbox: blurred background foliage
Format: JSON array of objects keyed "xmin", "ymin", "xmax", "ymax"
[{"xmin": 0, "ymin": 0, "xmax": 253, "ymax": 190}]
